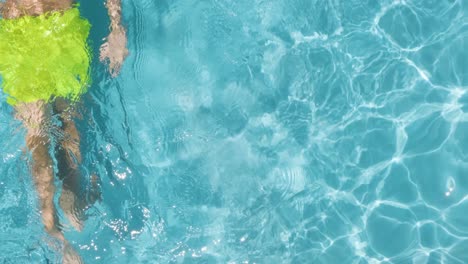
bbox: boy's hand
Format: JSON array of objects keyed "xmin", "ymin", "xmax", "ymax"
[{"xmin": 99, "ymin": 26, "xmax": 128, "ymax": 77}]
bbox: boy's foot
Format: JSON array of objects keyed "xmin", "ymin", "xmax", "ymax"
[{"xmin": 59, "ymin": 188, "xmax": 84, "ymax": 232}]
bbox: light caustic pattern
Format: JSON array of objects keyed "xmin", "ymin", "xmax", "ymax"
[{"xmin": 2, "ymin": 0, "xmax": 468, "ymax": 263}]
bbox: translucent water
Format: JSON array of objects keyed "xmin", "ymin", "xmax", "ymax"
[{"xmin": 2, "ymin": 0, "xmax": 468, "ymax": 263}]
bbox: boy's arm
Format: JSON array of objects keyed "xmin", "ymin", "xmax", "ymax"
[{"xmin": 100, "ymin": 0, "xmax": 128, "ymax": 77}]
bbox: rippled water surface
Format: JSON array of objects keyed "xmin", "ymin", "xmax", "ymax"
[{"xmin": 2, "ymin": 0, "xmax": 468, "ymax": 263}]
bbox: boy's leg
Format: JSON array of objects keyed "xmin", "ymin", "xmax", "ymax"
[
  {"xmin": 54, "ymin": 98, "xmax": 100, "ymax": 231},
  {"xmin": 54, "ymin": 98, "xmax": 82, "ymax": 188},
  {"xmin": 15, "ymin": 101, "xmax": 63, "ymax": 240},
  {"xmin": 53, "ymin": 98, "xmax": 84, "ymax": 231}
]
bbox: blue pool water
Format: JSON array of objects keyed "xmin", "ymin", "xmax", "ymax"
[{"xmin": 2, "ymin": 0, "xmax": 468, "ymax": 263}]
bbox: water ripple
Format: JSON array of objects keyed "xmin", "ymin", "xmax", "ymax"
[{"xmin": 2, "ymin": 0, "xmax": 468, "ymax": 263}]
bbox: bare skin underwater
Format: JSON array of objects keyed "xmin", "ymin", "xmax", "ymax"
[{"xmin": 1, "ymin": 0, "xmax": 128, "ymax": 262}]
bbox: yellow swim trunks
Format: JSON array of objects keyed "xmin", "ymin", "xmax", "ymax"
[{"xmin": 0, "ymin": 8, "xmax": 91, "ymax": 106}]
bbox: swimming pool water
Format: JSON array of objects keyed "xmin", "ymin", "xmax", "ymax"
[{"xmin": 2, "ymin": 0, "xmax": 468, "ymax": 263}]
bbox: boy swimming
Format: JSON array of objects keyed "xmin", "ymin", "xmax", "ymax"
[{"xmin": 0, "ymin": 0, "xmax": 128, "ymax": 262}]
